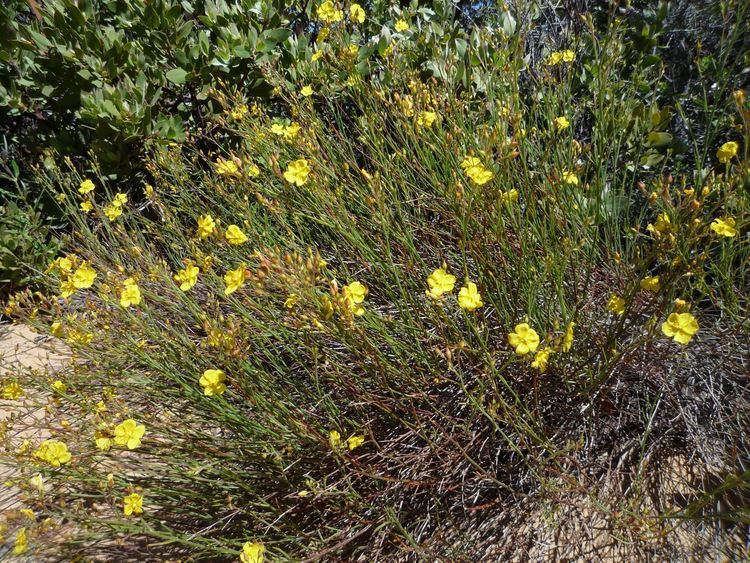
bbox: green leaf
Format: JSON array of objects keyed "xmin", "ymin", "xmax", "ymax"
[{"xmin": 166, "ymin": 68, "xmax": 188, "ymax": 85}]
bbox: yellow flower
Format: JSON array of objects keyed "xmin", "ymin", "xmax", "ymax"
[
  {"xmin": 547, "ymin": 50, "xmax": 575, "ymax": 65},
  {"xmin": 95, "ymin": 436, "xmax": 113, "ymax": 451},
  {"xmin": 50, "ymin": 321, "xmax": 64, "ymax": 338},
  {"xmin": 34, "ymin": 439, "xmax": 72, "ymax": 467},
  {"xmin": 230, "ymin": 104, "xmax": 249, "ymax": 120},
  {"xmin": 247, "ymin": 163, "xmax": 260, "ymax": 177},
  {"xmin": 562, "ymin": 322, "xmax": 575, "ymax": 352},
  {"xmin": 123, "ymin": 493, "xmax": 143, "ymax": 516},
  {"xmin": 312, "ymin": 50, "xmax": 324, "ymax": 62},
  {"xmin": 716, "ymin": 141, "xmax": 738, "ymax": 164},
  {"xmin": 78, "ymin": 179, "xmax": 95, "ymax": 194},
  {"xmin": 347, "ymin": 435, "xmax": 365, "ymax": 450},
  {"xmin": 350, "ymin": 3, "xmax": 365, "ymax": 23},
  {"xmin": 196, "ymin": 214, "xmax": 216, "ymax": 239},
  {"xmin": 561, "ymin": 169, "xmax": 578, "ymax": 185},
  {"xmin": 240, "ymin": 541, "xmax": 265, "ymax": 563},
  {"xmin": 607, "ymin": 295, "xmax": 626, "ymax": 315},
  {"xmin": 113, "ymin": 192, "xmax": 127, "ymax": 207},
  {"xmin": 417, "ymin": 110, "xmax": 437, "ymax": 128},
  {"xmin": 508, "ymin": 323, "xmax": 540, "ymax": 355},
  {"xmin": 640, "ymin": 276, "xmax": 661, "ymax": 292},
  {"xmin": 457, "ymin": 282, "xmax": 483, "ymax": 311},
  {"xmin": 395, "ymin": 19, "xmax": 409, "ymax": 32},
  {"xmin": 224, "ymin": 265, "xmax": 247, "ymax": 295},
  {"xmin": 72, "ymin": 262, "xmax": 97, "ymax": 289},
  {"xmin": 13, "ymin": 527, "xmax": 28, "ymax": 555},
  {"xmin": 499, "ymin": 189, "xmax": 519, "ymax": 205},
  {"xmin": 301, "ymin": 85, "xmax": 313, "ymax": 97},
  {"xmin": 215, "ymin": 157, "xmax": 240, "ymax": 176},
  {"xmin": 2, "ymin": 382, "xmax": 23, "ymax": 400},
  {"xmin": 647, "ymin": 212, "xmax": 672, "ymax": 236},
  {"xmin": 114, "ymin": 419, "xmax": 146, "ymax": 450},
  {"xmin": 460, "ymin": 156, "xmax": 494, "ymax": 186},
  {"xmin": 51, "ymin": 380, "xmax": 66, "ymax": 392},
  {"xmin": 553, "ymin": 116, "xmax": 570, "ymax": 131},
  {"xmin": 710, "ymin": 217, "xmax": 738, "ymax": 238},
  {"xmin": 144, "ymin": 183, "xmax": 155, "ymax": 198},
  {"xmin": 426, "ymin": 266, "xmax": 456, "ymax": 299},
  {"xmin": 200, "ymin": 369, "xmax": 227, "ymax": 396},
  {"xmin": 343, "ymin": 281, "xmax": 367, "ymax": 316},
  {"xmin": 104, "ymin": 204, "xmax": 122, "ymax": 221},
  {"xmin": 661, "ymin": 312, "xmax": 699, "ymax": 345},
  {"xmin": 80, "ymin": 200, "xmax": 93, "ymax": 213},
  {"xmin": 174, "ymin": 264, "xmax": 199, "ymax": 291},
  {"xmin": 284, "ymin": 294, "xmax": 299, "ymax": 309},
  {"xmin": 284, "ymin": 159, "xmax": 311, "ymax": 186},
  {"xmin": 531, "ymin": 347, "xmax": 552, "ymax": 373},
  {"xmin": 29, "ymin": 473, "xmax": 45, "ymax": 494},
  {"xmin": 225, "ymin": 224, "xmax": 249, "ymax": 245},
  {"xmin": 120, "ymin": 278, "xmax": 142, "ymax": 308},
  {"xmin": 316, "ymin": 1, "xmax": 343, "ymax": 22},
  {"xmin": 329, "ymin": 430, "xmax": 341, "ymax": 449}
]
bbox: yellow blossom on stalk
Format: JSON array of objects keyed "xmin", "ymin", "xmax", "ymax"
[
  {"xmin": 144, "ymin": 184, "xmax": 155, "ymax": 198},
  {"xmin": 329, "ymin": 430, "xmax": 341, "ymax": 449},
  {"xmin": 607, "ymin": 295, "xmax": 626, "ymax": 315},
  {"xmin": 561, "ymin": 169, "xmax": 579, "ymax": 185},
  {"xmin": 284, "ymin": 294, "xmax": 299, "ymax": 309},
  {"xmin": 113, "ymin": 192, "xmax": 127, "ymax": 207},
  {"xmin": 647, "ymin": 212, "xmax": 672, "ymax": 236},
  {"xmin": 80, "ymin": 200, "xmax": 93, "ymax": 213},
  {"xmin": 104, "ymin": 204, "xmax": 122, "ymax": 221},
  {"xmin": 395, "ymin": 19, "xmax": 409, "ymax": 32},
  {"xmin": 417, "ymin": 110, "xmax": 437, "ymax": 128},
  {"xmin": 113, "ymin": 419, "xmax": 146, "ymax": 450},
  {"xmin": 123, "ymin": 493, "xmax": 143, "ymax": 516},
  {"xmin": 29, "ymin": 473, "xmax": 45, "ymax": 494},
  {"xmin": 2, "ymin": 382, "xmax": 23, "ymax": 400},
  {"xmin": 350, "ymin": 3, "xmax": 365, "ymax": 23},
  {"xmin": 196, "ymin": 214, "xmax": 216, "ymax": 239},
  {"xmin": 79, "ymin": 179, "xmax": 95, "ymax": 194},
  {"xmin": 95, "ymin": 435, "xmax": 113, "ymax": 451},
  {"xmin": 458, "ymin": 282, "xmax": 483, "ymax": 311},
  {"xmin": 284, "ymin": 159, "xmax": 311, "ymax": 186},
  {"xmin": 562, "ymin": 322, "xmax": 575, "ymax": 352},
  {"xmin": 316, "ymin": 1, "xmax": 342, "ymax": 22},
  {"xmin": 312, "ymin": 50, "xmax": 324, "ymax": 62},
  {"xmin": 716, "ymin": 141, "xmax": 738, "ymax": 164},
  {"xmin": 13, "ymin": 527, "xmax": 28, "ymax": 555},
  {"xmin": 224, "ymin": 265, "xmax": 247, "ymax": 295},
  {"xmin": 547, "ymin": 50, "xmax": 575, "ymax": 65},
  {"xmin": 347, "ymin": 435, "xmax": 365, "ymax": 450},
  {"xmin": 343, "ymin": 281, "xmax": 367, "ymax": 316},
  {"xmin": 508, "ymin": 323, "xmax": 540, "ymax": 356},
  {"xmin": 230, "ymin": 104, "xmax": 249, "ymax": 120},
  {"xmin": 426, "ymin": 266, "xmax": 456, "ymax": 299},
  {"xmin": 215, "ymin": 157, "xmax": 240, "ymax": 176},
  {"xmin": 52, "ymin": 380, "xmax": 66, "ymax": 393},
  {"xmin": 499, "ymin": 189, "xmax": 519, "ymax": 205},
  {"xmin": 553, "ymin": 116, "xmax": 570, "ymax": 131},
  {"xmin": 34, "ymin": 439, "xmax": 71, "ymax": 467},
  {"xmin": 120, "ymin": 278, "xmax": 142, "ymax": 308},
  {"xmin": 240, "ymin": 541, "xmax": 265, "ymax": 563},
  {"xmin": 246, "ymin": 163, "xmax": 260, "ymax": 177},
  {"xmin": 301, "ymin": 85, "xmax": 313, "ymax": 97},
  {"xmin": 531, "ymin": 347, "xmax": 552, "ymax": 373},
  {"xmin": 225, "ymin": 224, "xmax": 249, "ymax": 245},
  {"xmin": 710, "ymin": 217, "xmax": 738, "ymax": 238},
  {"xmin": 640, "ymin": 276, "xmax": 661, "ymax": 292},
  {"xmin": 50, "ymin": 321, "xmax": 64, "ymax": 338},
  {"xmin": 199, "ymin": 369, "xmax": 227, "ymax": 396},
  {"xmin": 174, "ymin": 263, "xmax": 199, "ymax": 291},
  {"xmin": 661, "ymin": 312, "xmax": 699, "ymax": 345},
  {"xmin": 460, "ymin": 156, "xmax": 494, "ymax": 185},
  {"xmin": 72, "ymin": 262, "xmax": 97, "ymax": 289}
]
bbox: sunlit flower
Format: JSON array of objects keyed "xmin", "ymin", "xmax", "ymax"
[
  {"xmin": 2, "ymin": 382, "xmax": 23, "ymax": 400},
  {"xmin": 458, "ymin": 282, "xmax": 483, "ymax": 311},
  {"xmin": 240, "ymin": 541, "xmax": 265, "ymax": 563},
  {"xmin": 710, "ymin": 217, "xmax": 738, "ymax": 238},
  {"xmin": 716, "ymin": 141, "xmax": 738, "ymax": 164},
  {"xmin": 13, "ymin": 527, "xmax": 28, "ymax": 555},
  {"xmin": 34, "ymin": 439, "xmax": 71, "ymax": 467},
  {"xmin": 317, "ymin": 1, "xmax": 343, "ymax": 23},
  {"xmin": 561, "ymin": 169, "xmax": 578, "ymax": 185},
  {"xmin": 350, "ymin": 3, "xmax": 365, "ymax": 24},
  {"xmin": 284, "ymin": 159, "xmax": 311, "ymax": 186},
  {"xmin": 426, "ymin": 266, "xmax": 456, "ymax": 299},
  {"xmin": 547, "ymin": 50, "xmax": 575, "ymax": 65},
  {"xmin": 230, "ymin": 104, "xmax": 249, "ymax": 120},
  {"xmin": 80, "ymin": 200, "xmax": 93, "ymax": 213},
  {"xmin": 104, "ymin": 204, "xmax": 123, "ymax": 221},
  {"xmin": 553, "ymin": 116, "xmax": 570, "ymax": 131},
  {"xmin": 607, "ymin": 295, "xmax": 626, "ymax": 315},
  {"xmin": 343, "ymin": 281, "xmax": 367, "ymax": 316},
  {"xmin": 72, "ymin": 262, "xmax": 97, "ymax": 289},
  {"xmin": 347, "ymin": 435, "xmax": 365, "ymax": 450},
  {"xmin": 215, "ymin": 157, "xmax": 240, "ymax": 176},
  {"xmin": 225, "ymin": 224, "xmax": 249, "ymax": 245},
  {"xmin": 51, "ymin": 380, "xmax": 66, "ymax": 393},
  {"xmin": 329, "ymin": 430, "xmax": 341, "ymax": 449},
  {"xmin": 417, "ymin": 110, "xmax": 437, "ymax": 128},
  {"xmin": 508, "ymin": 323, "xmax": 540, "ymax": 355},
  {"xmin": 200, "ymin": 369, "xmax": 227, "ymax": 396},
  {"xmin": 531, "ymin": 347, "xmax": 552, "ymax": 372},
  {"xmin": 144, "ymin": 183, "xmax": 155, "ymax": 198},
  {"xmin": 640, "ymin": 276, "xmax": 661, "ymax": 292},
  {"xmin": 95, "ymin": 436, "xmax": 113, "ymax": 451},
  {"xmin": 646, "ymin": 212, "xmax": 672, "ymax": 236},
  {"xmin": 224, "ymin": 265, "xmax": 247, "ymax": 295},
  {"xmin": 174, "ymin": 263, "xmax": 199, "ymax": 291},
  {"xmin": 395, "ymin": 19, "xmax": 409, "ymax": 32},
  {"xmin": 562, "ymin": 322, "xmax": 575, "ymax": 352},
  {"xmin": 120, "ymin": 278, "xmax": 142, "ymax": 308},
  {"xmin": 123, "ymin": 493, "xmax": 143, "ymax": 516},
  {"xmin": 29, "ymin": 473, "xmax": 45, "ymax": 494},
  {"xmin": 284, "ymin": 294, "xmax": 299, "ymax": 309},
  {"xmin": 460, "ymin": 156, "xmax": 494, "ymax": 185},
  {"xmin": 312, "ymin": 50, "xmax": 324, "ymax": 62},
  {"xmin": 114, "ymin": 419, "xmax": 146, "ymax": 450},
  {"xmin": 301, "ymin": 85, "xmax": 314, "ymax": 97},
  {"xmin": 661, "ymin": 312, "xmax": 699, "ymax": 345},
  {"xmin": 50, "ymin": 321, "xmax": 64, "ymax": 338},
  {"xmin": 499, "ymin": 189, "xmax": 519, "ymax": 204},
  {"xmin": 196, "ymin": 214, "xmax": 216, "ymax": 239},
  {"xmin": 79, "ymin": 179, "xmax": 95, "ymax": 194}
]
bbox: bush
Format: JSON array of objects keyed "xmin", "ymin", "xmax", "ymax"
[{"xmin": 2, "ymin": 2, "xmax": 749, "ymax": 560}]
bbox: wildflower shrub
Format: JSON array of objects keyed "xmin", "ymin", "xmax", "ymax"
[{"xmin": 3, "ymin": 4, "xmax": 749, "ymax": 560}]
